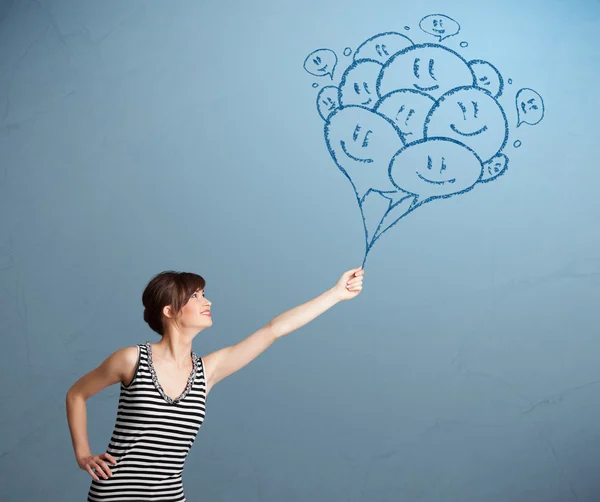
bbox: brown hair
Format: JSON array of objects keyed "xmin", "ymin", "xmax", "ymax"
[{"xmin": 142, "ymin": 271, "xmax": 206, "ymax": 335}]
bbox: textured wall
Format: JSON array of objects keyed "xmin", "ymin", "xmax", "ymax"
[{"xmin": 1, "ymin": 0, "xmax": 599, "ymax": 501}]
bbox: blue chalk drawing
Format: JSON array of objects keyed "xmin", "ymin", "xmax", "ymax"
[
  {"xmin": 304, "ymin": 49, "xmax": 338, "ymax": 79},
  {"xmin": 460, "ymin": 41, "xmax": 469, "ymax": 48},
  {"xmin": 312, "ymin": 83, "xmax": 319, "ymax": 88},
  {"xmin": 324, "ymin": 105, "xmax": 405, "ymax": 200},
  {"xmin": 469, "ymin": 59, "xmax": 504, "ymax": 98},
  {"xmin": 338, "ymin": 59, "xmax": 383, "ymax": 109},
  {"xmin": 419, "ymin": 14, "xmax": 460, "ymax": 42},
  {"xmin": 377, "ymin": 43, "xmax": 476, "ymax": 100},
  {"xmin": 423, "ymin": 86, "xmax": 509, "ymax": 163},
  {"xmin": 404, "ymin": 26, "xmax": 410, "ymax": 31},
  {"xmin": 374, "ymin": 89, "xmax": 435, "ymax": 144},
  {"xmin": 305, "ymin": 19, "xmax": 546, "ymax": 266},
  {"xmin": 390, "ymin": 137, "xmax": 483, "ymax": 206},
  {"xmin": 317, "ymin": 86, "xmax": 340, "ymax": 121},
  {"xmin": 481, "ymin": 153, "xmax": 509, "ymax": 183},
  {"xmin": 354, "ymin": 32, "xmax": 414, "ymax": 65},
  {"xmin": 344, "ymin": 47, "xmax": 352, "ymax": 56},
  {"xmin": 508, "ymin": 78, "xmax": 513, "ymax": 85},
  {"xmin": 516, "ymin": 88, "xmax": 545, "ymax": 127}
]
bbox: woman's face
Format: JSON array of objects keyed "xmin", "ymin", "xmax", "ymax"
[{"xmin": 173, "ymin": 289, "xmax": 212, "ymax": 331}]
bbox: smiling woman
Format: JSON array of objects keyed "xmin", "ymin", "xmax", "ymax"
[{"xmin": 65, "ymin": 267, "xmax": 365, "ymax": 502}]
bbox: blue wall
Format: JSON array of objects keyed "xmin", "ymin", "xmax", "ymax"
[{"xmin": 1, "ymin": 0, "xmax": 599, "ymax": 500}]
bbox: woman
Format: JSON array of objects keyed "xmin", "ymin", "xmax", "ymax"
[{"xmin": 66, "ymin": 267, "xmax": 364, "ymax": 501}]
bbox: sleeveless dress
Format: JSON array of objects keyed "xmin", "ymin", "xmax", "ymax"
[{"xmin": 87, "ymin": 342, "xmax": 207, "ymax": 502}]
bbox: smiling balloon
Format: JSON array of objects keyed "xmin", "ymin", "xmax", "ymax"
[
  {"xmin": 354, "ymin": 32, "xmax": 414, "ymax": 65},
  {"xmin": 389, "ymin": 137, "xmax": 483, "ymax": 205},
  {"xmin": 424, "ymin": 86, "xmax": 509, "ymax": 163},
  {"xmin": 481, "ymin": 153, "xmax": 509, "ymax": 183},
  {"xmin": 325, "ymin": 105, "xmax": 405, "ymax": 199},
  {"xmin": 469, "ymin": 59, "xmax": 504, "ymax": 99},
  {"xmin": 304, "ymin": 49, "xmax": 338, "ymax": 79},
  {"xmin": 516, "ymin": 88, "xmax": 545, "ymax": 127},
  {"xmin": 419, "ymin": 14, "xmax": 460, "ymax": 42},
  {"xmin": 316, "ymin": 86, "xmax": 340, "ymax": 121},
  {"xmin": 339, "ymin": 59, "xmax": 383, "ymax": 109},
  {"xmin": 374, "ymin": 89, "xmax": 436, "ymax": 144},
  {"xmin": 377, "ymin": 43, "xmax": 476, "ymax": 100}
]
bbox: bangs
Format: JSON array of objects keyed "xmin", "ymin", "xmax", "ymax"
[{"xmin": 173, "ymin": 272, "xmax": 206, "ymax": 312}]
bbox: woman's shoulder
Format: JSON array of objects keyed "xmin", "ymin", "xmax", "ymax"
[{"xmin": 110, "ymin": 344, "xmax": 143, "ymax": 367}]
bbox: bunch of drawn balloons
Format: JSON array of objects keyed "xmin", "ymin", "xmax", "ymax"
[{"xmin": 303, "ymin": 15, "xmax": 545, "ymax": 266}]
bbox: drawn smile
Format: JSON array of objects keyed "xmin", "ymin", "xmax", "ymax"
[
  {"xmin": 450, "ymin": 124, "xmax": 488, "ymax": 136},
  {"xmin": 432, "ymin": 28, "xmax": 446, "ymax": 34},
  {"xmin": 340, "ymin": 140, "xmax": 373, "ymax": 163},
  {"xmin": 416, "ymin": 171, "xmax": 456, "ymax": 185},
  {"xmin": 361, "ymin": 98, "xmax": 373, "ymax": 106},
  {"xmin": 414, "ymin": 84, "xmax": 439, "ymax": 92}
]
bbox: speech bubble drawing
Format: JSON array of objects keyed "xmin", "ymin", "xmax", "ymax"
[
  {"xmin": 377, "ymin": 43, "xmax": 476, "ymax": 101},
  {"xmin": 481, "ymin": 153, "xmax": 509, "ymax": 183},
  {"xmin": 389, "ymin": 137, "xmax": 483, "ymax": 206},
  {"xmin": 419, "ymin": 14, "xmax": 460, "ymax": 42},
  {"xmin": 338, "ymin": 59, "xmax": 383, "ymax": 109},
  {"xmin": 316, "ymin": 86, "xmax": 340, "ymax": 121},
  {"xmin": 516, "ymin": 88, "xmax": 545, "ymax": 127},
  {"xmin": 304, "ymin": 49, "xmax": 338, "ymax": 79},
  {"xmin": 354, "ymin": 32, "xmax": 414, "ymax": 65},
  {"xmin": 469, "ymin": 59, "xmax": 504, "ymax": 99},
  {"xmin": 424, "ymin": 86, "xmax": 509, "ymax": 163},
  {"xmin": 325, "ymin": 105, "xmax": 405, "ymax": 200},
  {"xmin": 374, "ymin": 89, "xmax": 436, "ymax": 144}
]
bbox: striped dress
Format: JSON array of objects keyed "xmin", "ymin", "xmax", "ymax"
[{"xmin": 88, "ymin": 342, "xmax": 207, "ymax": 502}]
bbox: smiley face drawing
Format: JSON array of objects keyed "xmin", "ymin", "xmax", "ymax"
[
  {"xmin": 316, "ymin": 86, "xmax": 340, "ymax": 121},
  {"xmin": 389, "ymin": 137, "xmax": 483, "ymax": 204},
  {"xmin": 377, "ymin": 43, "xmax": 476, "ymax": 100},
  {"xmin": 374, "ymin": 89, "xmax": 436, "ymax": 143},
  {"xmin": 481, "ymin": 153, "xmax": 509, "ymax": 183},
  {"xmin": 339, "ymin": 59, "xmax": 383, "ymax": 109},
  {"xmin": 325, "ymin": 105, "xmax": 405, "ymax": 199},
  {"xmin": 469, "ymin": 59, "xmax": 504, "ymax": 99},
  {"xmin": 424, "ymin": 86, "xmax": 509, "ymax": 163}
]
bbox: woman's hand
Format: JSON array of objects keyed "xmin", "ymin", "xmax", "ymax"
[
  {"xmin": 333, "ymin": 268, "xmax": 364, "ymax": 301},
  {"xmin": 77, "ymin": 452, "xmax": 117, "ymax": 481}
]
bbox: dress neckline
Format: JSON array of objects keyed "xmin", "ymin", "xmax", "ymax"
[{"xmin": 145, "ymin": 341, "xmax": 198, "ymax": 404}]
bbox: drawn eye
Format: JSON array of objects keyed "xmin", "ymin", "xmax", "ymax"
[
  {"xmin": 314, "ymin": 57, "xmax": 322, "ymax": 65},
  {"xmin": 363, "ymin": 82, "xmax": 371, "ymax": 95},
  {"xmin": 354, "ymin": 83, "xmax": 361, "ymax": 94},
  {"xmin": 472, "ymin": 101, "xmax": 479, "ymax": 118},
  {"xmin": 413, "ymin": 58, "xmax": 421, "ymax": 78},
  {"xmin": 362, "ymin": 130, "xmax": 372, "ymax": 147},
  {"xmin": 428, "ymin": 59, "xmax": 437, "ymax": 81}
]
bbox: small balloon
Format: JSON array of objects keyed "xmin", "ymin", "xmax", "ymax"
[
  {"xmin": 344, "ymin": 47, "xmax": 352, "ymax": 56},
  {"xmin": 514, "ymin": 140, "xmax": 522, "ymax": 148},
  {"xmin": 404, "ymin": 26, "xmax": 410, "ymax": 30},
  {"xmin": 460, "ymin": 41, "xmax": 468, "ymax": 48},
  {"xmin": 508, "ymin": 78, "xmax": 513, "ymax": 84},
  {"xmin": 312, "ymin": 83, "xmax": 319, "ymax": 88}
]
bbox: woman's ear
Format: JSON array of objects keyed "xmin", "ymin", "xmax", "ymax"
[{"xmin": 162, "ymin": 305, "xmax": 174, "ymax": 319}]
